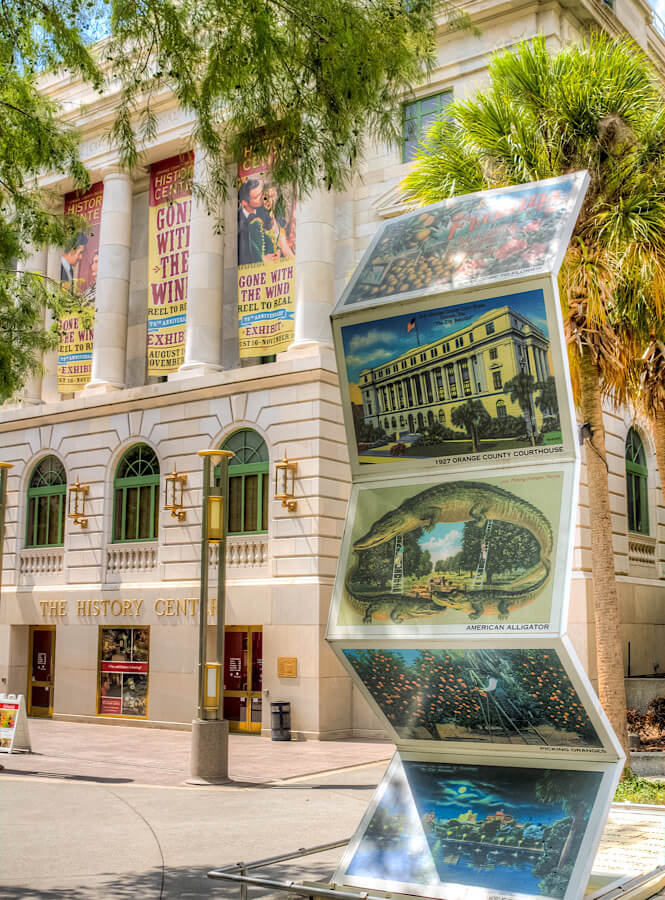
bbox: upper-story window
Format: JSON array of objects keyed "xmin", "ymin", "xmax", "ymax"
[
  {"xmin": 486, "ymin": 322, "xmax": 496, "ymax": 335},
  {"xmin": 26, "ymin": 456, "xmax": 67, "ymax": 548},
  {"xmin": 625, "ymin": 428, "xmax": 649, "ymax": 535},
  {"xmin": 403, "ymin": 90, "xmax": 453, "ymax": 162},
  {"xmin": 218, "ymin": 429, "xmax": 269, "ymax": 535},
  {"xmin": 113, "ymin": 444, "xmax": 160, "ymax": 543}
]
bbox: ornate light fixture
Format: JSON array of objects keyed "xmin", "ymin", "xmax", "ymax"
[
  {"xmin": 68, "ymin": 478, "xmax": 89, "ymax": 528},
  {"xmin": 274, "ymin": 451, "xmax": 297, "ymax": 512},
  {"xmin": 164, "ymin": 466, "xmax": 187, "ymax": 521}
]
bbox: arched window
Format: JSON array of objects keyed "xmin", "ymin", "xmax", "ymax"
[
  {"xmin": 113, "ymin": 444, "xmax": 160, "ymax": 542},
  {"xmin": 438, "ymin": 409, "xmax": 445, "ymax": 424},
  {"xmin": 26, "ymin": 456, "xmax": 66, "ymax": 548},
  {"xmin": 626, "ymin": 428, "xmax": 649, "ymax": 535},
  {"xmin": 496, "ymin": 400, "xmax": 507, "ymax": 419},
  {"xmin": 217, "ymin": 429, "xmax": 269, "ymax": 534}
]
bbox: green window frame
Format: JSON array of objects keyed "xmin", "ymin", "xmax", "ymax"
[
  {"xmin": 626, "ymin": 428, "xmax": 649, "ymax": 535},
  {"xmin": 26, "ymin": 456, "xmax": 67, "ymax": 548},
  {"xmin": 216, "ymin": 429, "xmax": 269, "ymax": 535},
  {"xmin": 403, "ymin": 90, "xmax": 453, "ymax": 162},
  {"xmin": 112, "ymin": 444, "xmax": 160, "ymax": 543}
]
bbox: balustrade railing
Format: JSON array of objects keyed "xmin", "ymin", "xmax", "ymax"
[
  {"xmin": 209, "ymin": 535, "xmax": 269, "ymax": 568},
  {"xmin": 106, "ymin": 542, "xmax": 158, "ymax": 574},
  {"xmin": 19, "ymin": 548, "xmax": 64, "ymax": 577},
  {"xmin": 628, "ymin": 534, "xmax": 658, "ymax": 569}
]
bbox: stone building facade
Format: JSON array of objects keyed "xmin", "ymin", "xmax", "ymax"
[{"xmin": 0, "ymin": 0, "xmax": 664, "ymax": 736}]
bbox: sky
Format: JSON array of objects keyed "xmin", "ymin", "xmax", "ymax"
[
  {"xmin": 418, "ymin": 522, "xmax": 464, "ymax": 562},
  {"xmin": 341, "ymin": 289, "xmax": 548, "ymax": 386}
]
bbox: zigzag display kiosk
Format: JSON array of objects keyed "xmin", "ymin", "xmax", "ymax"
[{"xmin": 326, "ymin": 173, "xmax": 625, "ymax": 900}]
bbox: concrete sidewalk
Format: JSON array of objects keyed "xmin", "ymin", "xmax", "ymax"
[
  {"xmin": 2, "ymin": 718, "xmax": 392, "ymax": 785},
  {"xmin": 1, "ymin": 719, "xmax": 663, "ymax": 899}
]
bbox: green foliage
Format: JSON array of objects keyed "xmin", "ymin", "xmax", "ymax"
[
  {"xmin": 354, "ymin": 527, "xmax": 431, "ymax": 589},
  {"xmin": 450, "ymin": 399, "xmax": 490, "ymax": 451},
  {"xmin": 402, "ymin": 33, "xmax": 665, "ymax": 410},
  {"xmin": 105, "ymin": 0, "xmax": 469, "ymax": 201},
  {"xmin": 615, "ymin": 770, "xmax": 665, "ymax": 805},
  {"xmin": 460, "ymin": 520, "xmax": 540, "ymax": 584},
  {"xmin": 1, "ymin": 0, "xmax": 470, "ymax": 399}
]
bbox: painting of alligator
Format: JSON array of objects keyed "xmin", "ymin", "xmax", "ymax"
[{"xmin": 341, "ymin": 475, "xmax": 560, "ymax": 626}]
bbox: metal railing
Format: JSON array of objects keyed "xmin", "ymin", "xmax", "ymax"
[
  {"xmin": 207, "ymin": 839, "xmax": 385, "ymax": 900},
  {"xmin": 208, "ymin": 839, "xmax": 665, "ymax": 900}
]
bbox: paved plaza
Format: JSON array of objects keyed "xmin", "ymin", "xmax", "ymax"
[{"xmin": 0, "ymin": 720, "xmax": 664, "ymax": 898}]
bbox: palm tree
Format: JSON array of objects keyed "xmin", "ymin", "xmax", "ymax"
[
  {"xmin": 451, "ymin": 398, "xmax": 490, "ymax": 452},
  {"xmin": 403, "ymin": 34, "xmax": 665, "ymax": 761},
  {"xmin": 503, "ymin": 372, "xmax": 538, "ymax": 445}
]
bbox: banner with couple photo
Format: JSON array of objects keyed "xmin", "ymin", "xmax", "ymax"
[
  {"xmin": 237, "ymin": 152, "xmax": 296, "ymax": 357},
  {"xmin": 57, "ymin": 181, "xmax": 103, "ymax": 392}
]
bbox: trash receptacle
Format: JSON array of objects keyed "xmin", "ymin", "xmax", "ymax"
[{"xmin": 271, "ymin": 701, "xmax": 291, "ymax": 741}]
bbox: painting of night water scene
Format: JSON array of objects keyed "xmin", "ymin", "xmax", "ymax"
[
  {"xmin": 343, "ymin": 649, "xmax": 603, "ymax": 749},
  {"xmin": 344, "ymin": 760, "xmax": 603, "ymax": 899},
  {"xmin": 341, "ymin": 289, "xmax": 564, "ymax": 465}
]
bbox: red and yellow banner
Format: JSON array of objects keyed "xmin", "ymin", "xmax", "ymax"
[
  {"xmin": 237, "ymin": 151, "xmax": 296, "ymax": 357},
  {"xmin": 147, "ymin": 152, "xmax": 193, "ymax": 375},
  {"xmin": 58, "ymin": 181, "xmax": 103, "ymax": 392}
]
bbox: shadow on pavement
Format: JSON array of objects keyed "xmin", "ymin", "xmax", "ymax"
[
  {"xmin": 3, "ymin": 861, "xmax": 339, "ymax": 899},
  {"xmin": 2, "ymin": 768, "xmax": 133, "ymax": 784}
]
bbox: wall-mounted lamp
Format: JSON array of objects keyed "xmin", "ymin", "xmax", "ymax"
[
  {"xmin": 68, "ymin": 478, "xmax": 89, "ymax": 528},
  {"xmin": 275, "ymin": 451, "xmax": 297, "ymax": 512},
  {"xmin": 164, "ymin": 466, "xmax": 187, "ymax": 520}
]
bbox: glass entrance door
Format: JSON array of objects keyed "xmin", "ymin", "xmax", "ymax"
[
  {"xmin": 28, "ymin": 626, "xmax": 56, "ymax": 717},
  {"xmin": 223, "ymin": 626, "xmax": 262, "ymax": 733}
]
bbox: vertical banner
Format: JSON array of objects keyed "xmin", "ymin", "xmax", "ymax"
[
  {"xmin": 57, "ymin": 181, "xmax": 103, "ymax": 392},
  {"xmin": 147, "ymin": 152, "xmax": 194, "ymax": 375},
  {"xmin": 237, "ymin": 151, "xmax": 296, "ymax": 357}
]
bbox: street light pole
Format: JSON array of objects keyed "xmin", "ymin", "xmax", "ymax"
[{"xmin": 188, "ymin": 448, "xmax": 234, "ymax": 785}]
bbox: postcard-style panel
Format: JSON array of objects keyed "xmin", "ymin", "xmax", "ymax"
[
  {"xmin": 335, "ymin": 754, "xmax": 618, "ymax": 900},
  {"xmin": 327, "ymin": 465, "xmax": 575, "ymax": 638},
  {"xmin": 335, "ymin": 172, "xmax": 588, "ymax": 311},
  {"xmin": 334, "ymin": 281, "xmax": 577, "ymax": 478},
  {"xmin": 339, "ymin": 643, "xmax": 620, "ymax": 758}
]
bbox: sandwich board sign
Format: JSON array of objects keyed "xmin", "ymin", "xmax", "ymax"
[{"xmin": 0, "ymin": 694, "xmax": 32, "ymax": 753}]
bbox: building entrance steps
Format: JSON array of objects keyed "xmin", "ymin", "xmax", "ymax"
[{"xmin": 2, "ymin": 718, "xmax": 392, "ymax": 786}]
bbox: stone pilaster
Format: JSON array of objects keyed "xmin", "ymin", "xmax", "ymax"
[
  {"xmin": 86, "ymin": 169, "xmax": 132, "ymax": 392},
  {"xmin": 290, "ymin": 185, "xmax": 336, "ymax": 349},
  {"xmin": 18, "ymin": 248, "xmax": 48, "ymax": 404},
  {"xmin": 175, "ymin": 151, "xmax": 224, "ymax": 377}
]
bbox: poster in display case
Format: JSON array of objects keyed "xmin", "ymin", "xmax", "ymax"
[
  {"xmin": 333, "ymin": 279, "xmax": 577, "ymax": 479},
  {"xmin": 327, "ymin": 463, "xmax": 576, "ymax": 638},
  {"xmin": 334, "ymin": 753, "xmax": 621, "ymax": 900},
  {"xmin": 98, "ymin": 627, "xmax": 150, "ymax": 718},
  {"xmin": 336, "ymin": 173, "xmax": 589, "ymax": 311},
  {"xmin": 336, "ymin": 637, "xmax": 622, "ymax": 760}
]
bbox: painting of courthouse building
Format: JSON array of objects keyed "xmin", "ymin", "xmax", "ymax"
[{"xmin": 359, "ymin": 306, "xmax": 553, "ymax": 440}]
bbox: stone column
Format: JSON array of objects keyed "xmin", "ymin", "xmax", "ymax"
[
  {"xmin": 86, "ymin": 169, "xmax": 132, "ymax": 392},
  {"xmin": 18, "ymin": 248, "xmax": 47, "ymax": 404},
  {"xmin": 177, "ymin": 151, "xmax": 224, "ymax": 376},
  {"xmin": 290, "ymin": 186, "xmax": 335, "ymax": 349},
  {"xmin": 42, "ymin": 246, "xmax": 62, "ymax": 403}
]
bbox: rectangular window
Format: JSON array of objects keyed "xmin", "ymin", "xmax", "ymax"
[
  {"xmin": 98, "ymin": 626, "xmax": 149, "ymax": 718},
  {"xmin": 455, "ymin": 337, "xmax": 464, "ymax": 348},
  {"xmin": 468, "ymin": 333, "xmax": 474, "ymax": 343},
  {"xmin": 461, "ymin": 362, "xmax": 472, "ymax": 396},
  {"xmin": 430, "ymin": 348, "xmax": 437, "ymax": 358},
  {"xmin": 403, "ymin": 91, "xmax": 453, "ymax": 162},
  {"xmin": 446, "ymin": 365, "xmax": 458, "ymax": 399},
  {"xmin": 486, "ymin": 322, "xmax": 495, "ymax": 335},
  {"xmin": 490, "ymin": 347, "xmax": 498, "ymax": 360},
  {"xmin": 493, "ymin": 371, "xmax": 503, "ymax": 390}
]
